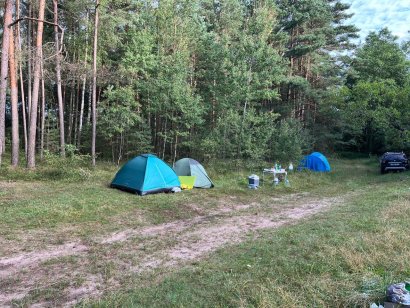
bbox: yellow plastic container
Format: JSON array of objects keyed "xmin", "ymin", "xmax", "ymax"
[{"xmin": 178, "ymin": 176, "xmax": 196, "ymax": 190}]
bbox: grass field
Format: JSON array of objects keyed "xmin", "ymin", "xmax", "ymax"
[{"xmin": 1, "ymin": 155, "xmax": 409, "ymax": 307}]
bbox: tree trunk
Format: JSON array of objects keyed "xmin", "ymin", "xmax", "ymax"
[
  {"xmin": 77, "ymin": 11, "xmax": 89, "ymax": 149},
  {"xmin": 237, "ymin": 65, "xmax": 252, "ymax": 159},
  {"xmin": 162, "ymin": 117, "xmax": 167, "ymax": 160},
  {"xmin": 46, "ymin": 105, "xmax": 50, "ymax": 151},
  {"xmin": 9, "ymin": 26, "xmax": 19, "ymax": 167},
  {"xmin": 173, "ymin": 134, "xmax": 178, "ymax": 164},
  {"xmin": 78, "ymin": 78, "xmax": 86, "ymax": 148},
  {"xmin": 73, "ymin": 80, "xmax": 80, "ymax": 146},
  {"xmin": 19, "ymin": 52, "xmax": 28, "ymax": 159},
  {"xmin": 27, "ymin": 0, "xmax": 46, "ymax": 169},
  {"xmin": 87, "ymin": 81, "xmax": 92, "ymax": 125},
  {"xmin": 117, "ymin": 132, "xmax": 124, "ymax": 166},
  {"xmin": 27, "ymin": 2, "xmax": 32, "ymax": 120},
  {"xmin": 53, "ymin": 0, "xmax": 65, "ymax": 157},
  {"xmin": 91, "ymin": 0, "xmax": 99, "ymax": 166},
  {"xmin": 16, "ymin": 0, "xmax": 27, "ymax": 158},
  {"xmin": 40, "ymin": 53, "xmax": 45, "ymax": 160},
  {"xmin": 0, "ymin": 0, "xmax": 13, "ymax": 164},
  {"xmin": 68, "ymin": 82, "xmax": 74, "ymax": 143}
]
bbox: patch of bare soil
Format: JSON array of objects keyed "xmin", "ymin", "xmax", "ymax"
[
  {"xmin": 0, "ymin": 242, "xmax": 88, "ymax": 279},
  {"xmin": 135, "ymin": 197, "xmax": 339, "ymax": 271},
  {"xmin": 100, "ymin": 199, "xmax": 255, "ymax": 245},
  {"xmin": 63, "ymin": 274, "xmax": 104, "ymax": 308},
  {"xmin": 0, "ymin": 194, "xmax": 343, "ymax": 307}
]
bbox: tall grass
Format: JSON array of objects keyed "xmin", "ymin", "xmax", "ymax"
[{"xmin": 0, "ymin": 152, "xmax": 97, "ymax": 182}]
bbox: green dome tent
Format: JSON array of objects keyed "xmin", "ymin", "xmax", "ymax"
[
  {"xmin": 173, "ymin": 158, "xmax": 214, "ymax": 188},
  {"xmin": 111, "ymin": 154, "xmax": 180, "ymax": 195}
]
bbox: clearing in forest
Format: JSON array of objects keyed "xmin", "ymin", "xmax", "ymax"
[
  {"xmin": 1, "ymin": 158, "xmax": 409, "ymax": 307},
  {"xmin": 0, "ymin": 189, "xmax": 343, "ymax": 306}
]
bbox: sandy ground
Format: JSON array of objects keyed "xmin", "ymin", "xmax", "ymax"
[{"xmin": 0, "ymin": 193, "xmax": 344, "ymax": 307}]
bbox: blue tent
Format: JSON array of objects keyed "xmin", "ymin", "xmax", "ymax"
[
  {"xmin": 299, "ymin": 152, "xmax": 331, "ymax": 172},
  {"xmin": 111, "ymin": 154, "xmax": 181, "ymax": 195}
]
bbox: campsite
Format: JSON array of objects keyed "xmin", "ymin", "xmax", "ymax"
[
  {"xmin": 1, "ymin": 155, "xmax": 410, "ymax": 306},
  {"xmin": 0, "ymin": 0, "xmax": 410, "ymax": 307}
]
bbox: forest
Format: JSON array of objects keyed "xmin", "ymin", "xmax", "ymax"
[{"xmin": 0, "ymin": 0, "xmax": 409, "ymax": 168}]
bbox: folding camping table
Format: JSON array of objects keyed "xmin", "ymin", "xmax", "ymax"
[{"xmin": 262, "ymin": 168, "xmax": 287, "ymax": 184}]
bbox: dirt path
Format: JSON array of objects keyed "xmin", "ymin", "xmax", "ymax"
[
  {"xmin": 135, "ymin": 197, "xmax": 339, "ymax": 271},
  {"xmin": 0, "ymin": 194, "xmax": 345, "ymax": 307}
]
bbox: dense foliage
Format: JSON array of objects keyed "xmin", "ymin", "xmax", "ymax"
[
  {"xmin": 339, "ymin": 29, "xmax": 410, "ymax": 153},
  {"xmin": 1, "ymin": 0, "xmax": 409, "ymax": 166}
]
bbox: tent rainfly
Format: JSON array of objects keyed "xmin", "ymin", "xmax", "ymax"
[
  {"xmin": 173, "ymin": 158, "xmax": 214, "ymax": 188},
  {"xmin": 111, "ymin": 154, "xmax": 180, "ymax": 195}
]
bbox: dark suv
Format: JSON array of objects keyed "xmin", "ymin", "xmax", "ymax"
[{"xmin": 380, "ymin": 152, "xmax": 409, "ymax": 174}]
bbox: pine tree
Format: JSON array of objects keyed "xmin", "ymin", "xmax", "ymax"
[{"xmin": 0, "ymin": 0, "xmax": 13, "ymax": 164}]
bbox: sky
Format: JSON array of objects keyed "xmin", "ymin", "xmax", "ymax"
[{"xmin": 345, "ymin": 0, "xmax": 410, "ymax": 43}]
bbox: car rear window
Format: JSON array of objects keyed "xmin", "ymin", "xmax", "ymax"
[{"xmin": 385, "ymin": 154, "xmax": 406, "ymax": 160}]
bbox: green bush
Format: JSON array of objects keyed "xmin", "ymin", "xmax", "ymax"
[{"xmin": 268, "ymin": 119, "xmax": 311, "ymax": 163}]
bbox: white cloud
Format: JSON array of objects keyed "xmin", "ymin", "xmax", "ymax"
[{"xmin": 345, "ymin": 0, "xmax": 410, "ymax": 43}]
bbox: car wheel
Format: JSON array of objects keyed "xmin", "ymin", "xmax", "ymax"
[{"xmin": 380, "ymin": 167, "xmax": 386, "ymax": 174}]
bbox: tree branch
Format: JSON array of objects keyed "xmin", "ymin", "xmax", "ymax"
[
  {"xmin": 9, "ymin": 17, "xmax": 60, "ymax": 30},
  {"xmin": 8, "ymin": 17, "xmax": 65, "ymax": 55}
]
